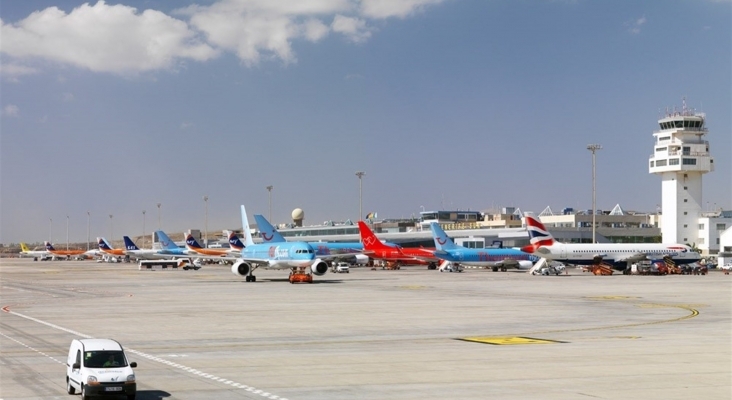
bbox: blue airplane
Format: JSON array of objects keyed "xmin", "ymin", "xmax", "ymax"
[
  {"xmin": 231, "ymin": 205, "xmax": 331, "ymax": 283},
  {"xmin": 252, "ymin": 214, "xmax": 367, "ymax": 265},
  {"xmin": 430, "ymin": 222, "xmax": 539, "ymax": 271},
  {"xmin": 154, "ymin": 230, "xmax": 193, "ymax": 256}
]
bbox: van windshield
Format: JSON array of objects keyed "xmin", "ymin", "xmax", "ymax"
[{"xmin": 84, "ymin": 350, "xmax": 127, "ymax": 368}]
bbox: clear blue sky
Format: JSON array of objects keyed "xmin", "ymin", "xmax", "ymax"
[{"xmin": 2, "ymin": 0, "xmax": 730, "ymax": 245}]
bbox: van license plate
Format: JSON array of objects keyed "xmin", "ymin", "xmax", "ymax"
[{"xmin": 105, "ymin": 387, "xmax": 122, "ymax": 391}]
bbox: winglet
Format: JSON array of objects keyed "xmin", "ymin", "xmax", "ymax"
[
  {"xmin": 429, "ymin": 223, "xmax": 459, "ymax": 251},
  {"xmin": 240, "ymin": 205, "xmax": 255, "ymax": 247},
  {"xmin": 253, "ymin": 214, "xmax": 286, "ymax": 243}
]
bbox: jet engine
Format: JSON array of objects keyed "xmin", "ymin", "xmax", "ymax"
[
  {"xmin": 231, "ymin": 260, "xmax": 252, "ymax": 276},
  {"xmin": 517, "ymin": 260, "xmax": 534, "ymax": 270},
  {"xmin": 310, "ymin": 259, "xmax": 329, "ymax": 276}
]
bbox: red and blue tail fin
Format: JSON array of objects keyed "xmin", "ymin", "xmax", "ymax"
[
  {"xmin": 45, "ymin": 241, "xmax": 56, "ymax": 251},
  {"xmin": 524, "ymin": 213, "xmax": 555, "ymax": 247}
]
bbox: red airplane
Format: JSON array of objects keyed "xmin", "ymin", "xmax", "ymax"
[{"xmin": 357, "ymin": 221, "xmax": 438, "ymax": 269}]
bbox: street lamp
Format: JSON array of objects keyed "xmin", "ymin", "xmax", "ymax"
[
  {"xmin": 157, "ymin": 203, "xmax": 162, "ymax": 230},
  {"xmin": 109, "ymin": 214, "xmax": 114, "ymax": 241},
  {"xmin": 86, "ymin": 211, "xmax": 90, "ymax": 251},
  {"xmin": 142, "ymin": 210, "xmax": 146, "ymax": 248},
  {"xmin": 66, "ymin": 215, "xmax": 69, "ymax": 251},
  {"xmin": 49, "ymin": 218, "xmax": 52, "ymax": 245},
  {"xmin": 355, "ymin": 171, "xmax": 365, "ymax": 220},
  {"xmin": 587, "ymin": 144, "xmax": 602, "ymax": 243},
  {"xmin": 203, "ymin": 195, "xmax": 209, "ymax": 247},
  {"xmin": 266, "ymin": 186, "xmax": 273, "ymax": 221}
]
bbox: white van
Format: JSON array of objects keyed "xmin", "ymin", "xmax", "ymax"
[{"xmin": 66, "ymin": 338, "xmax": 137, "ymax": 400}]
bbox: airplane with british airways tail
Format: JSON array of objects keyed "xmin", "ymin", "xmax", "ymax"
[
  {"xmin": 253, "ymin": 214, "xmax": 368, "ymax": 265},
  {"xmin": 520, "ymin": 213, "xmax": 701, "ymax": 272},
  {"xmin": 231, "ymin": 205, "xmax": 337, "ymax": 283},
  {"xmin": 430, "ymin": 223, "xmax": 538, "ymax": 271}
]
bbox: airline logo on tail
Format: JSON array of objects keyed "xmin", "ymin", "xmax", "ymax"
[
  {"xmin": 429, "ymin": 223, "xmax": 459, "ymax": 251},
  {"xmin": 227, "ymin": 231, "xmax": 246, "ymax": 251},
  {"xmin": 524, "ymin": 214, "xmax": 555, "ymax": 248},
  {"xmin": 186, "ymin": 234, "xmax": 203, "ymax": 249},
  {"xmin": 357, "ymin": 221, "xmax": 388, "ymax": 250},
  {"xmin": 123, "ymin": 236, "xmax": 140, "ymax": 251},
  {"xmin": 45, "ymin": 241, "xmax": 56, "ymax": 251},
  {"xmin": 98, "ymin": 237, "xmax": 114, "ymax": 251},
  {"xmin": 20, "ymin": 243, "xmax": 31, "ymax": 252}
]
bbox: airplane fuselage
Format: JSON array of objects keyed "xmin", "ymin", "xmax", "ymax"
[
  {"xmin": 435, "ymin": 248, "xmax": 538, "ymax": 267},
  {"xmin": 528, "ymin": 243, "xmax": 701, "ymax": 268},
  {"xmin": 241, "ymin": 242, "xmax": 316, "ymax": 269}
]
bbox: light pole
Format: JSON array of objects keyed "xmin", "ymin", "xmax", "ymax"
[
  {"xmin": 66, "ymin": 215, "xmax": 69, "ymax": 251},
  {"xmin": 355, "ymin": 171, "xmax": 365, "ymax": 221},
  {"xmin": 109, "ymin": 214, "xmax": 114, "ymax": 241},
  {"xmin": 86, "ymin": 211, "xmax": 90, "ymax": 251},
  {"xmin": 142, "ymin": 210, "xmax": 146, "ymax": 248},
  {"xmin": 587, "ymin": 144, "xmax": 602, "ymax": 243},
  {"xmin": 266, "ymin": 186, "xmax": 273, "ymax": 221},
  {"xmin": 157, "ymin": 203, "xmax": 162, "ymax": 230},
  {"xmin": 203, "ymin": 195, "xmax": 209, "ymax": 247},
  {"xmin": 49, "ymin": 218, "xmax": 52, "ymax": 245}
]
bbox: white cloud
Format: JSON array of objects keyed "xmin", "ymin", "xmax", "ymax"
[
  {"xmin": 3, "ymin": 104, "xmax": 20, "ymax": 117},
  {"xmin": 627, "ymin": 16, "xmax": 646, "ymax": 34},
  {"xmin": 359, "ymin": 0, "xmax": 446, "ymax": 19},
  {"xmin": 0, "ymin": 0, "xmax": 447, "ymax": 73},
  {"xmin": 0, "ymin": 62, "xmax": 40, "ymax": 82},
  {"xmin": 0, "ymin": 1, "xmax": 218, "ymax": 74},
  {"xmin": 332, "ymin": 15, "xmax": 371, "ymax": 42}
]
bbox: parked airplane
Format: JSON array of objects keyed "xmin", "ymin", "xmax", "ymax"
[
  {"xmin": 520, "ymin": 213, "xmax": 702, "ymax": 272},
  {"xmin": 231, "ymin": 205, "xmax": 331, "ymax": 283},
  {"xmin": 253, "ymin": 214, "xmax": 367, "ymax": 265},
  {"xmin": 19, "ymin": 243, "xmax": 48, "ymax": 258},
  {"xmin": 123, "ymin": 236, "xmax": 174, "ymax": 260},
  {"xmin": 358, "ymin": 221, "xmax": 438, "ymax": 269},
  {"xmin": 430, "ymin": 223, "xmax": 538, "ymax": 270},
  {"xmin": 155, "ymin": 230, "xmax": 194, "ymax": 257},
  {"xmin": 185, "ymin": 232, "xmax": 244, "ymax": 257},
  {"xmin": 44, "ymin": 241, "xmax": 88, "ymax": 259},
  {"xmin": 97, "ymin": 237, "xmax": 127, "ymax": 257}
]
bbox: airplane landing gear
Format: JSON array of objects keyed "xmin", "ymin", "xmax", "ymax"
[{"xmin": 245, "ymin": 274, "xmax": 257, "ymax": 282}]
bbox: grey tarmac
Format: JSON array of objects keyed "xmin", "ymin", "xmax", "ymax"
[{"xmin": 1, "ymin": 259, "xmax": 730, "ymax": 400}]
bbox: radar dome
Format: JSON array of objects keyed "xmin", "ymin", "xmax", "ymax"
[{"xmin": 292, "ymin": 208, "xmax": 304, "ymax": 221}]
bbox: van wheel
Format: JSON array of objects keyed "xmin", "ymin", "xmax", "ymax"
[
  {"xmin": 66, "ymin": 377, "xmax": 75, "ymax": 394},
  {"xmin": 127, "ymin": 395, "xmax": 136, "ymax": 400},
  {"xmin": 81, "ymin": 384, "xmax": 90, "ymax": 400}
]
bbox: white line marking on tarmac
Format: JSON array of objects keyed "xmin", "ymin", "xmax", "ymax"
[
  {"xmin": 2, "ymin": 309, "xmax": 289, "ymax": 399},
  {"xmin": 0, "ymin": 332, "xmax": 66, "ymax": 365}
]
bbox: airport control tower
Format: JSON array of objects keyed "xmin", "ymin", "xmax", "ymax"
[{"xmin": 649, "ymin": 99, "xmax": 714, "ymax": 244}]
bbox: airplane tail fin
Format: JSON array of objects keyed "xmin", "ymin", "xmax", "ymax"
[
  {"xmin": 240, "ymin": 205, "xmax": 255, "ymax": 247},
  {"xmin": 185, "ymin": 234, "xmax": 203, "ymax": 250},
  {"xmin": 45, "ymin": 241, "xmax": 55, "ymax": 251},
  {"xmin": 357, "ymin": 221, "xmax": 391, "ymax": 250},
  {"xmin": 123, "ymin": 236, "xmax": 140, "ymax": 251},
  {"xmin": 429, "ymin": 223, "xmax": 459, "ymax": 250},
  {"xmin": 155, "ymin": 230, "xmax": 179, "ymax": 250},
  {"xmin": 225, "ymin": 230, "xmax": 246, "ymax": 251},
  {"xmin": 253, "ymin": 214, "xmax": 286, "ymax": 243},
  {"xmin": 20, "ymin": 243, "xmax": 30, "ymax": 252},
  {"xmin": 98, "ymin": 237, "xmax": 115, "ymax": 251},
  {"xmin": 524, "ymin": 213, "xmax": 555, "ymax": 247}
]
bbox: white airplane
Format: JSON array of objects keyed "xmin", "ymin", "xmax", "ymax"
[
  {"xmin": 520, "ymin": 213, "xmax": 701, "ymax": 273},
  {"xmin": 19, "ymin": 243, "xmax": 49, "ymax": 259}
]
